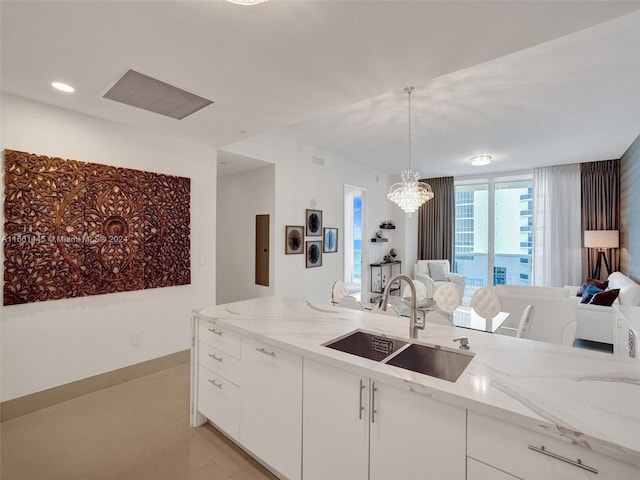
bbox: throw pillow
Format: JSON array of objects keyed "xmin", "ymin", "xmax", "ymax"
[
  {"xmin": 429, "ymin": 262, "xmax": 449, "ymax": 282},
  {"xmin": 589, "ymin": 288, "xmax": 620, "ymax": 306},
  {"xmin": 580, "ymin": 283, "xmax": 603, "ymax": 304},
  {"xmin": 576, "ymin": 278, "xmax": 609, "ymax": 296}
]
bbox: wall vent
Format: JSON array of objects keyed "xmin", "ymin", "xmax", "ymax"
[{"xmin": 103, "ymin": 69, "xmax": 213, "ymax": 120}]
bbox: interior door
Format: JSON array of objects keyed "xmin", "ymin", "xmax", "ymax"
[{"xmin": 255, "ymin": 214, "xmax": 269, "ymax": 286}]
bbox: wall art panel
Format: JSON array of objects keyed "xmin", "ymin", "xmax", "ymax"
[{"xmin": 3, "ymin": 149, "xmax": 191, "ymax": 305}]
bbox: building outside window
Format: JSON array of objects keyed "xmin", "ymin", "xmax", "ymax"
[{"xmin": 454, "ymin": 177, "xmax": 533, "ymax": 292}]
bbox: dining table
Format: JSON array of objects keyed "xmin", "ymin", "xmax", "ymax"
[{"xmin": 375, "ymin": 296, "xmax": 510, "ymax": 333}]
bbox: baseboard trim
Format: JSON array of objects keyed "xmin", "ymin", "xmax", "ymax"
[{"xmin": 0, "ymin": 349, "xmax": 190, "ymax": 422}]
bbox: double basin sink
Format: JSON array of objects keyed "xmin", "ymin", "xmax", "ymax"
[{"xmin": 324, "ymin": 330, "xmax": 474, "ymax": 382}]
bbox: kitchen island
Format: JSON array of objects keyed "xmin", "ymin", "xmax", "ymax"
[{"xmin": 191, "ymin": 296, "xmax": 640, "ymax": 480}]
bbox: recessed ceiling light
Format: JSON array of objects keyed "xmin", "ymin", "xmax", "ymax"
[
  {"xmin": 51, "ymin": 82, "xmax": 75, "ymax": 93},
  {"xmin": 471, "ymin": 155, "xmax": 492, "ymax": 166}
]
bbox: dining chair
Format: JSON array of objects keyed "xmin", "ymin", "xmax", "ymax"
[
  {"xmin": 433, "ymin": 283, "xmax": 461, "ymax": 317},
  {"xmin": 470, "ymin": 287, "xmax": 502, "ymax": 322},
  {"xmin": 402, "ymin": 280, "xmax": 428, "ymax": 299},
  {"xmin": 331, "ymin": 280, "xmax": 349, "ymax": 305},
  {"xmin": 500, "ymin": 304, "xmax": 535, "ymax": 338},
  {"xmin": 337, "ymin": 295, "xmax": 364, "ymax": 311}
]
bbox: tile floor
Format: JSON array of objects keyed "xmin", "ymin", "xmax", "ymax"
[{"xmin": 0, "ymin": 363, "xmax": 277, "ymax": 480}]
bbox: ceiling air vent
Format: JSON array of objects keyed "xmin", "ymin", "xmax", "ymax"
[{"xmin": 103, "ymin": 69, "xmax": 213, "ymax": 120}]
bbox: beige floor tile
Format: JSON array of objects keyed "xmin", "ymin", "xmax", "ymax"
[{"xmin": 0, "ymin": 363, "xmax": 276, "ymax": 480}]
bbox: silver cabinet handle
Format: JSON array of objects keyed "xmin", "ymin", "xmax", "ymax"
[
  {"xmin": 256, "ymin": 347, "xmax": 276, "ymax": 357},
  {"xmin": 207, "ymin": 328, "xmax": 223, "ymax": 336},
  {"xmin": 528, "ymin": 445, "xmax": 598, "ymax": 474},
  {"xmin": 208, "ymin": 353, "xmax": 223, "ymax": 362},
  {"xmin": 358, "ymin": 379, "xmax": 365, "ymax": 420},
  {"xmin": 371, "ymin": 382, "xmax": 378, "ymax": 424},
  {"xmin": 207, "ymin": 378, "xmax": 223, "ymax": 389}
]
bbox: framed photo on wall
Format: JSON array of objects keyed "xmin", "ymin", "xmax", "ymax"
[
  {"xmin": 305, "ymin": 209, "xmax": 322, "ymax": 236},
  {"xmin": 306, "ymin": 240, "xmax": 323, "ymax": 268},
  {"xmin": 285, "ymin": 225, "xmax": 304, "ymax": 254},
  {"xmin": 323, "ymin": 228, "xmax": 338, "ymax": 253}
]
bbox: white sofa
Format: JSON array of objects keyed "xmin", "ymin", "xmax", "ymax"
[
  {"xmin": 413, "ymin": 260, "xmax": 465, "ymax": 299},
  {"xmin": 495, "ymin": 285, "xmax": 577, "ymax": 346},
  {"xmin": 566, "ymin": 271, "xmax": 640, "ymax": 344}
]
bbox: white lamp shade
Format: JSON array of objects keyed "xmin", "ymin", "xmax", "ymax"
[{"xmin": 584, "ymin": 230, "xmax": 619, "ymax": 249}]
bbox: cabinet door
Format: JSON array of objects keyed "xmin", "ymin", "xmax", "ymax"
[
  {"xmin": 241, "ymin": 338, "xmax": 302, "ymax": 480},
  {"xmin": 467, "ymin": 458, "xmax": 520, "ymax": 480},
  {"xmin": 302, "ymin": 359, "xmax": 369, "ymax": 480},
  {"xmin": 369, "ymin": 381, "xmax": 466, "ymax": 480},
  {"xmin": 197, "ymin": 365, "xmax": 240, "ymax": 440}
]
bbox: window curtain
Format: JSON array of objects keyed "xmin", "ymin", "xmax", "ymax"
[
  {"xmin": 581, "ymin": 159, "xmax": 620, "ymax": 280},
  {"xmin": 532, "ymin": 164, "xmax": 582, "ymax": 287},
  {"xmin": 418, "ymin": 176, "xmax": 454, "ymax": 263}
]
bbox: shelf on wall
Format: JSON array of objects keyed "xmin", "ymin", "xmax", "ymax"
[
  {"xmin": 379, "ymin": 224, "xmax": 396, "ymax": 229},
  {"xmin": 370, "ymin": 238, "xmax": 389, "ymax": 242}
]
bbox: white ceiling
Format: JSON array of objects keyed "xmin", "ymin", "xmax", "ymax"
[{"xmin": 1, "ymin": 1, "xmax": 639, "ymax": 178}]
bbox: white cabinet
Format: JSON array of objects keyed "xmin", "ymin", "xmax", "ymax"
[
  {"xmin": 302, "ymin": 359, "xmax": 466, "ymax": 480},
  {"xmin": 467, "ymin": 410, "xmax": 640, "ymax": 480},
  {"xmin": 241, "ymin": 337, "xmax": 302, "ymax": 480},
  {"xmin": 192, "ymin": 316, "xmax": 242, "ymax": 440},
  {"xmin": 303, "ymin": 359, "xmax": 370, "ymax": 480},
  {"xmin": 614, "ymin": 305, "xmax": 639, "ymax": 358},
  {"xmin": 197, "ymin": 365, "xmax": 240, "ymax": 440},
  {"xmin": 467, "ymin": 458, "xmax": 520, "ymax": 480},
  {"xmin": 369, "ymin": 380, "xmax": 466, "ymax": 480}
]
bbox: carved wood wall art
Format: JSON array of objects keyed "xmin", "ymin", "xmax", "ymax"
[{"xmin": 3, "ymin": 149, "xmax": 191, "ymax": 305}]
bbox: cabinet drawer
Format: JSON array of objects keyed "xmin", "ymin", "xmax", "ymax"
[
  {"xmin": 197, "ymin": 365, "xmax": 240, "ymax": 440},
  {"xmin": 198, "ymin": 318, "xmax": 241, "ymax": 358},
  {"xmin": 467, "ymin": 458, "xmax": 520, "ymax": 480},
  {"xmin": 198, "ymin": 341, "xmax": 241, "ymax": 386},
  {"xmin": 468, "ymin": 411, "xmax": 640, "ymax": 479}
]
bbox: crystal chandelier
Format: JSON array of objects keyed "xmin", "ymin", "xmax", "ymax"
[{"xmin": 387, "ymin": 86, "xmax": 433, "ymax": 216}]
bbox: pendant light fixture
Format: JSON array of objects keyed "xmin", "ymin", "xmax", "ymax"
[{"xmin": 387, "ymin": 86, "xmax": 433, "ymax": 216}]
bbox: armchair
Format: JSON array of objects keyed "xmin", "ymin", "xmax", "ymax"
[{"xmin": 413, "ymin": 260, "xmax": 465, "ymax": 299}]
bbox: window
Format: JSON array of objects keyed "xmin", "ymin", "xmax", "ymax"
[
  {"xmin": 454, "ymin": 175, "xmax": 533, "ymax": 292},
  {"xmin": 344, "ymin": 186, "xmax": 364, "ymax": 294}
]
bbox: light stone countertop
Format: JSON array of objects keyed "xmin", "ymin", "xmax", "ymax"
[{"xmin": 195, "ymin": 296, "xmax": 640, "ymax": 467}]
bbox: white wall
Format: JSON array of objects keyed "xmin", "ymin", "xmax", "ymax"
[
  {"xmin": 222, "ymin": 133, "xmax": 403, "ymax": 304},
  {"xmin": 0, "ymin": 94, "xmax": 217, "ymax": 401},
  {"xmin": 216, "ymin": 163, "xmax": 275, "ymax": 304}
]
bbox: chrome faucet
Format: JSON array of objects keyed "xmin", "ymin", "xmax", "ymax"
[{"xmin": 381, "ymin": 274, "xmax": 424, "ymax": 339}]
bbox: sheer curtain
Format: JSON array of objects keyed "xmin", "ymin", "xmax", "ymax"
[
  {"xmin": 418, "ymin": 176, "xmax": 454, "ymax": 262},
  {"xmin": 533, "ymin": 164, "xmax": 582, "ymax": 287}
]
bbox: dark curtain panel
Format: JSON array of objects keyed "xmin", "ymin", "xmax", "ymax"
[
  {"xmin": 580, "ymin": 159, "xmax": 620, "ymax": 280},
  {"xmin": 418, "ymin": 176, "xmax": 454, "ymax": 262}
]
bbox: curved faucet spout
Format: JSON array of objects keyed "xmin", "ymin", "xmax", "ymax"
[{"xmin": 381, "ymin": 274, "xmax": 423, "ymax": 339}]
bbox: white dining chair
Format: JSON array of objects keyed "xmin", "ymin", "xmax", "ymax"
[
  {"xmin": 470, "ymin": 287, "xmax": 502, "ymax": 322},
  {"xmin": 500, "ymin": 304, "xmax": 535, "ymax": 338},
  {"xmin": 337, "ymin": 295, "xmax": 364, "ymax": 311},
  {"xmin": 402, "ymin": 280, "xmax": 428, "ymax": 299},
  {"xmin": 433, "ymin": 283, "xmax": 461, "ymax": 317},
  {"xmin": 331, "ymin": 280, "xmax": 349, "ymax": 305}
]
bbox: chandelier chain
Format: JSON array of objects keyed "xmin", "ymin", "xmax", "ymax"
[{"xmin": 407, "ymin": 86, "xmax": 413, "ymax": 169}]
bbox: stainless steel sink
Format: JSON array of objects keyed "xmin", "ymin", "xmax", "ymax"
[
  {"xmin": 385, "ymin": 342, "xmax": 474, "ymax": 382},
  {"xmin": 324, "ymin": 330, "xmax": 475, "ymax": 382},
  {"xmin": 324, "ymin": 330, "xmax": 408, "ymax": 362}
]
